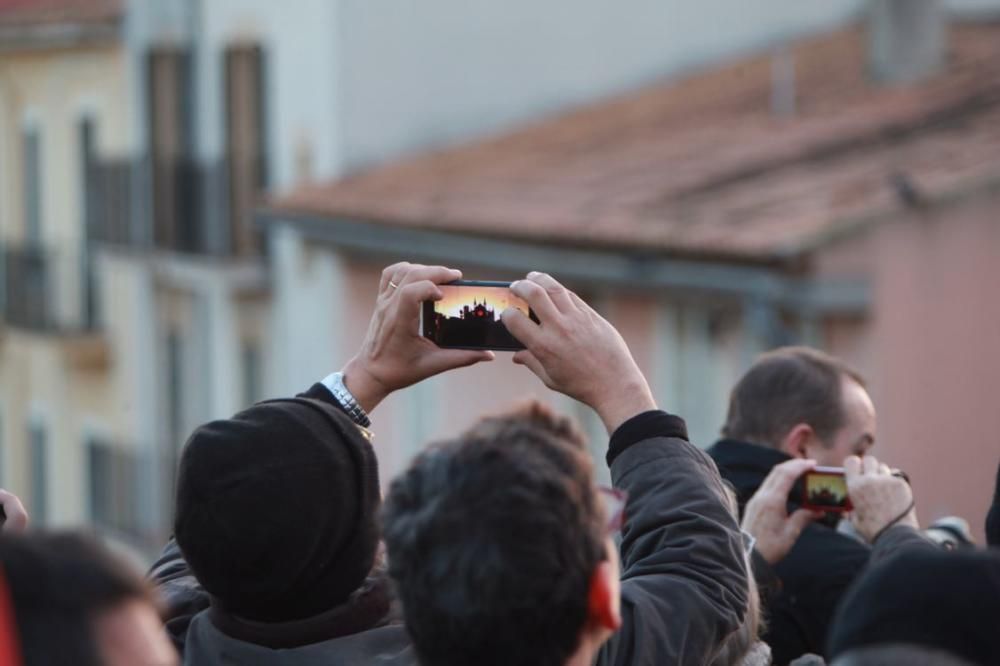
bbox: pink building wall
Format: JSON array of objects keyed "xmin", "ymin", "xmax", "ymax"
[
  {"xmin": 819, "ymin": 191, "xmax": 1000, "ymax": 543},
  {"xmin": 329, "ymin": 191, "xmax": 1000, "ymax": 545}
]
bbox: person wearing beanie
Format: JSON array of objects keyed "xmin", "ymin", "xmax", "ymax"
[
  {"xmin": 149, "ymin": 263, "xmax": 494, "ymax": 665},
  {"xmin": 827, "ymin": 547, "xmax": 1000, "ymax": 666}
]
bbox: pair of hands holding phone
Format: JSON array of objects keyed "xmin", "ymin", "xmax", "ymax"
[
  {"xmin": 341, "ymin": 262, "xmax": 655, "ymax": 434},
  {"xmin": 744, "ymin": 456, "xmax": 919, "ymax": 565}
]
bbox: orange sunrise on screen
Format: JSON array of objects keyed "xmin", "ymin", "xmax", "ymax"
[{"xmin": 434, "ymin": 286, "xmax": 529, "ymax": 319}]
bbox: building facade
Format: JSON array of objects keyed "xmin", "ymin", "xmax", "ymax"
[
  {"xmin": 3, "ymin": 0, "xmax": 995, "ymax": 555},
  {"xmin": 266, "ymin": 11, "xmax": 1000, "ymax": 539}
]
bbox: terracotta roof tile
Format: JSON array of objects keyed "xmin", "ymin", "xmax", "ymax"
[
  {"xmin": 272, "ymin": 22, "xmax": 1000, "ymax": 262},
  {"xmin": 0, "ymin": 0, "xmax": 121, "ymax": 28}
]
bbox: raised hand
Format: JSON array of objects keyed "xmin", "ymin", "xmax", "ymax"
[
  {"xmin": 501, "ymin": 272, "xmax": 655, "ymax": 433},
  {"xmin": 343, "ymin": 262, "xmax": 494, "ymax": 412},
  {"xmin": 742, "ymin": 459, "xmax": 823, "ymax": 564},
  {"xmin": 845, "ymin": 455, "xmax": 918, "ymax": 543}
]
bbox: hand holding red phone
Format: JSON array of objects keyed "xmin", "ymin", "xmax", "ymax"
[
  {"xmin": 500, "ymin": 272, "xmax": 655, "ymax": 434},
  {"xmin": 844, "ymin": 455, "xmax": 918, "ymax": 543},
  {"xmin": 743, "ymin": 459, "xmax": 824, "ymax": 565},
  {"xmin": 342, "ymin": 263, "xmax": 495, "ymax": 412}
]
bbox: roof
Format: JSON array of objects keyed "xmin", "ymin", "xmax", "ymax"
[
  {"xmin": 271, "ymin": 22, "xmax": 1000, "ymax": 264},
  {"xmin": 0, "ymin": 0, "xmax": 122, "ymax": 48}
]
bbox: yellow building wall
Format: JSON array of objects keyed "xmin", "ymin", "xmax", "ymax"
[
  {"xmin": 0, "ymin": 42, "xmax": 133, "ymax": 529},
  {"xmin": 0, "ymin": 43, "xmax": 130, "ymax": 246}
]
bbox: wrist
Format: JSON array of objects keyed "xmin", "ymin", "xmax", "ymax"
[
  {"xmin": 592, "ymin": 378, "xmax": 656, "ymax": 435},
  {"xmin": 341, "ymin": 357, "xmax": 390, "ymax": 414}
]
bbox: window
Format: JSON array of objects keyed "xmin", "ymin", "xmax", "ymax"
[
  {"xmin": 22, "ymin": 124, "xmax": 42, "ymax": 245},
  {"xmin": 87, "ymin": 437, "xmax": 139, "ymax": 538},
  {"xmin": 242, "ymin": 341, "xmax": 261, "ymax": 407},
  {"xmin": 28, "ymin": 422, "xmax": 46, "ymax": 524},
  {"xmin": 225, "ymin": 44, "xmax": 267, "ymax": 256},
  {"xmin": 147, "ymin": 47, "xmax": 195, "ymax": 251},
  {"xmin": 166, "ymin": 331, "xmax": 182, "ymax": 445},
  {"xmin": 79, "ymin": 116, "xmax": 98, "ymax": 329}
]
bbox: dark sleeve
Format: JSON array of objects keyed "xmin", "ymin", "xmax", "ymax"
[
  {"xmin": 869, "ymin": 524, "xmax": 938, "ymax": 565},
  {"xmin": 750, "ymin": 548, "xmax": 783, "ymax": 609},
  {"xmin": 766, "ymin": 526, "xmax": 869, "ymax": 664},
  {"xmin": 597, "ymin": 413, "xmax": 749, "ymax": 666},
  {"xmin": 147, "ymin": 538, "xmax": 209, "ymax": 654},
  {"xmin": 298, "ymin": 382, "xmax": 349, "ymax": 414}
]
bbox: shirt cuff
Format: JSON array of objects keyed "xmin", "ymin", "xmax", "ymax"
[{"xmin": 607, "ymin": 409, "xmax": 688, "ymax": 467}]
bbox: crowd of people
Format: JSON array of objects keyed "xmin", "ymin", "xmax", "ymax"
[{"xmin": 0, "ymin": 262, "xmax": 998, "ymax": 666}]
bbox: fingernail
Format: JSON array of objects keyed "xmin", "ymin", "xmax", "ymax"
[
  {"xmin": 527, "ymin": 271, "xmax": 540, "ymax": 278},
  {"xmin": 510, "ymin": 281, "xmax": 522, "ymax": 290}
]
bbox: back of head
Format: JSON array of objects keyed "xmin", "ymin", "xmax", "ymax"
[
  {"xmin": 382, "ymin": 403, "xmax": 604, "ymax": 666},
  {"xmin": 828, "ymin": 548, "xmax": 1000, "ymax": 665},
  {"xmin": 174, "ymin": 398, "xmax": 381, "ymax": 623},
  {"xmin": 723, "ymin": 346, "xmax": 863, "ymax": 448},
  {"xmin": 0, "ymin": 531, "xmax": 152, "ymax": 666}
]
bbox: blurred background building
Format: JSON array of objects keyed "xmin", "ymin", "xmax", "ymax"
[{"xmin": 0, "ymin": 0, "xmax": 997, "ymax": 557}]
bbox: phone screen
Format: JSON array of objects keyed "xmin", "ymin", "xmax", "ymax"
[
  {"xmin": 802, "ymin": 468, "xmax": 852, "ymax": 512},
  {"xmin": 422, "ymin": 281, "xmax": 532, "ymax": 351}
]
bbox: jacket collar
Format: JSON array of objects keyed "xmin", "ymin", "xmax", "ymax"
[
  {"xmin": 207, "ymin": 564, "xmax": 399, "ymax": 650},
  {"xmin": 707, "ymin": 438, "xmax": 791, "ymax": 509}
]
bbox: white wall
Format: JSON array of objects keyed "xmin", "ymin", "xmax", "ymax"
[
  {"xmin": 948, "ymin": 0, "xmax": 1000, "ymax": 13},
  {"xmin": 190, "ymin": 0, "xmax": 342, "ymax": 189},
  {"xmin": 337, "ymin": 0, "xmax": 866, "ymax": 170}
]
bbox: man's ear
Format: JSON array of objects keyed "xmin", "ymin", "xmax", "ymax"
[
  {"xmin": 781, "ymin": 423, "xmax": 815, "ymax": 459},
  {"xmin": 587, "ymin": 560, "xmax": 621, "ymax": 632}
]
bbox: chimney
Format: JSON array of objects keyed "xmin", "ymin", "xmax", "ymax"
[{"xmin": 869, "ymin": 0, "xmax": 946, "ymax": 85}]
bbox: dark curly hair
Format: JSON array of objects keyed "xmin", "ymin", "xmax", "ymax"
[{"xmin": 381, "ymin": 402, "xmax": 606, "ymax": 666}]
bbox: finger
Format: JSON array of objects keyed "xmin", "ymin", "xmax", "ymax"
[
  {"xmin": 760, "ymin": 458, "xmax": 817, "ymax": 495},
  {"xmin": 862, "ymin": 455, "xmax": 879, "ymax": 475},
  {"xmin": 510, "ymin": 279, "xmax": 560, "ymax": 326},
  {"xmin": 502, "ymin": 307, "xmax": 543, "ymax": 349},
  {"xmin": 526, "ymin": 272, "xmax": 575, "ymax": 313},
  {"xmin": 787, "ymin": 508, "xmax": 824, "ymax": 535},
  {"xmin": 398, "ymin": 265, "xmax": 462, "ymax": 289},
  {"xmin": 844, "ymin": 455, "xmax": 862, "ymax": 478},
  {"xmin": 878, "ymin": 462, "xmax": 891, "ymax": 476},
  {"xmin": 380, "ymin": 262, "xmax": 412, "ymax": 293},
  {"xmin": 512, "ymin": 349, "xmax": 555, "ymax": 388},
  {"xmin": 397, "ymin": 280, "xmax": 444, "ymax": 321},
  {"xmin": 421, "ymin": 349, "xmax": 495, "ymax": 376},
  {"xmin": 568, "ymin": 290, "xmax": 588, "ymax": 309}
]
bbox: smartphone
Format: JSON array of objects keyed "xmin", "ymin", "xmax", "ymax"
[
  {"xmin": 800, "ymin": 467, "xmax": 853, "ymax": 513},
  {"xmin": 421, "ymin": 280, "xmax": 535, "ymax": 351}
]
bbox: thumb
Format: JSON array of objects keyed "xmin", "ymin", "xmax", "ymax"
[
  {"xmin": 502, "ymin": 308, "xmax": 540, "ymax": 349},
  {"xmin": 422, "ymin": 349, "xmax": 495, "ymax": 376},
  {"xmin": 512, "ymin": 349, "xmax": 554, "ymax": 388}
]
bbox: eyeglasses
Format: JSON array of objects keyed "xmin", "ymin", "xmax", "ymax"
[{"xmin": 597, "ymin": 485, "xmax": 628, "ymax": 534}]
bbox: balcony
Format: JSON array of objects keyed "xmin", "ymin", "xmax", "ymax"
[
  {"xmin": 89, "ymin": 155, "xmax": 267, "ymax": 258},
  {"xmin": 2, "ymin": 243, "xmax": 99, "ymax": 333}
]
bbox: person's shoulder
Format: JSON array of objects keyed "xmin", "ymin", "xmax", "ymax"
[
  {"xmin": 323, "ymin": 624, "xmax": 415, "ymax": 665},
  {"xmin": 183, "ymin": 617, "xmax": 414, "ymax": 665}
]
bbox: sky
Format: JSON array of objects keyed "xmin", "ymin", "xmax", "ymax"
[{"xmin": 434, "ymin": 285, "xmax": 529, "ymax": 319}]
